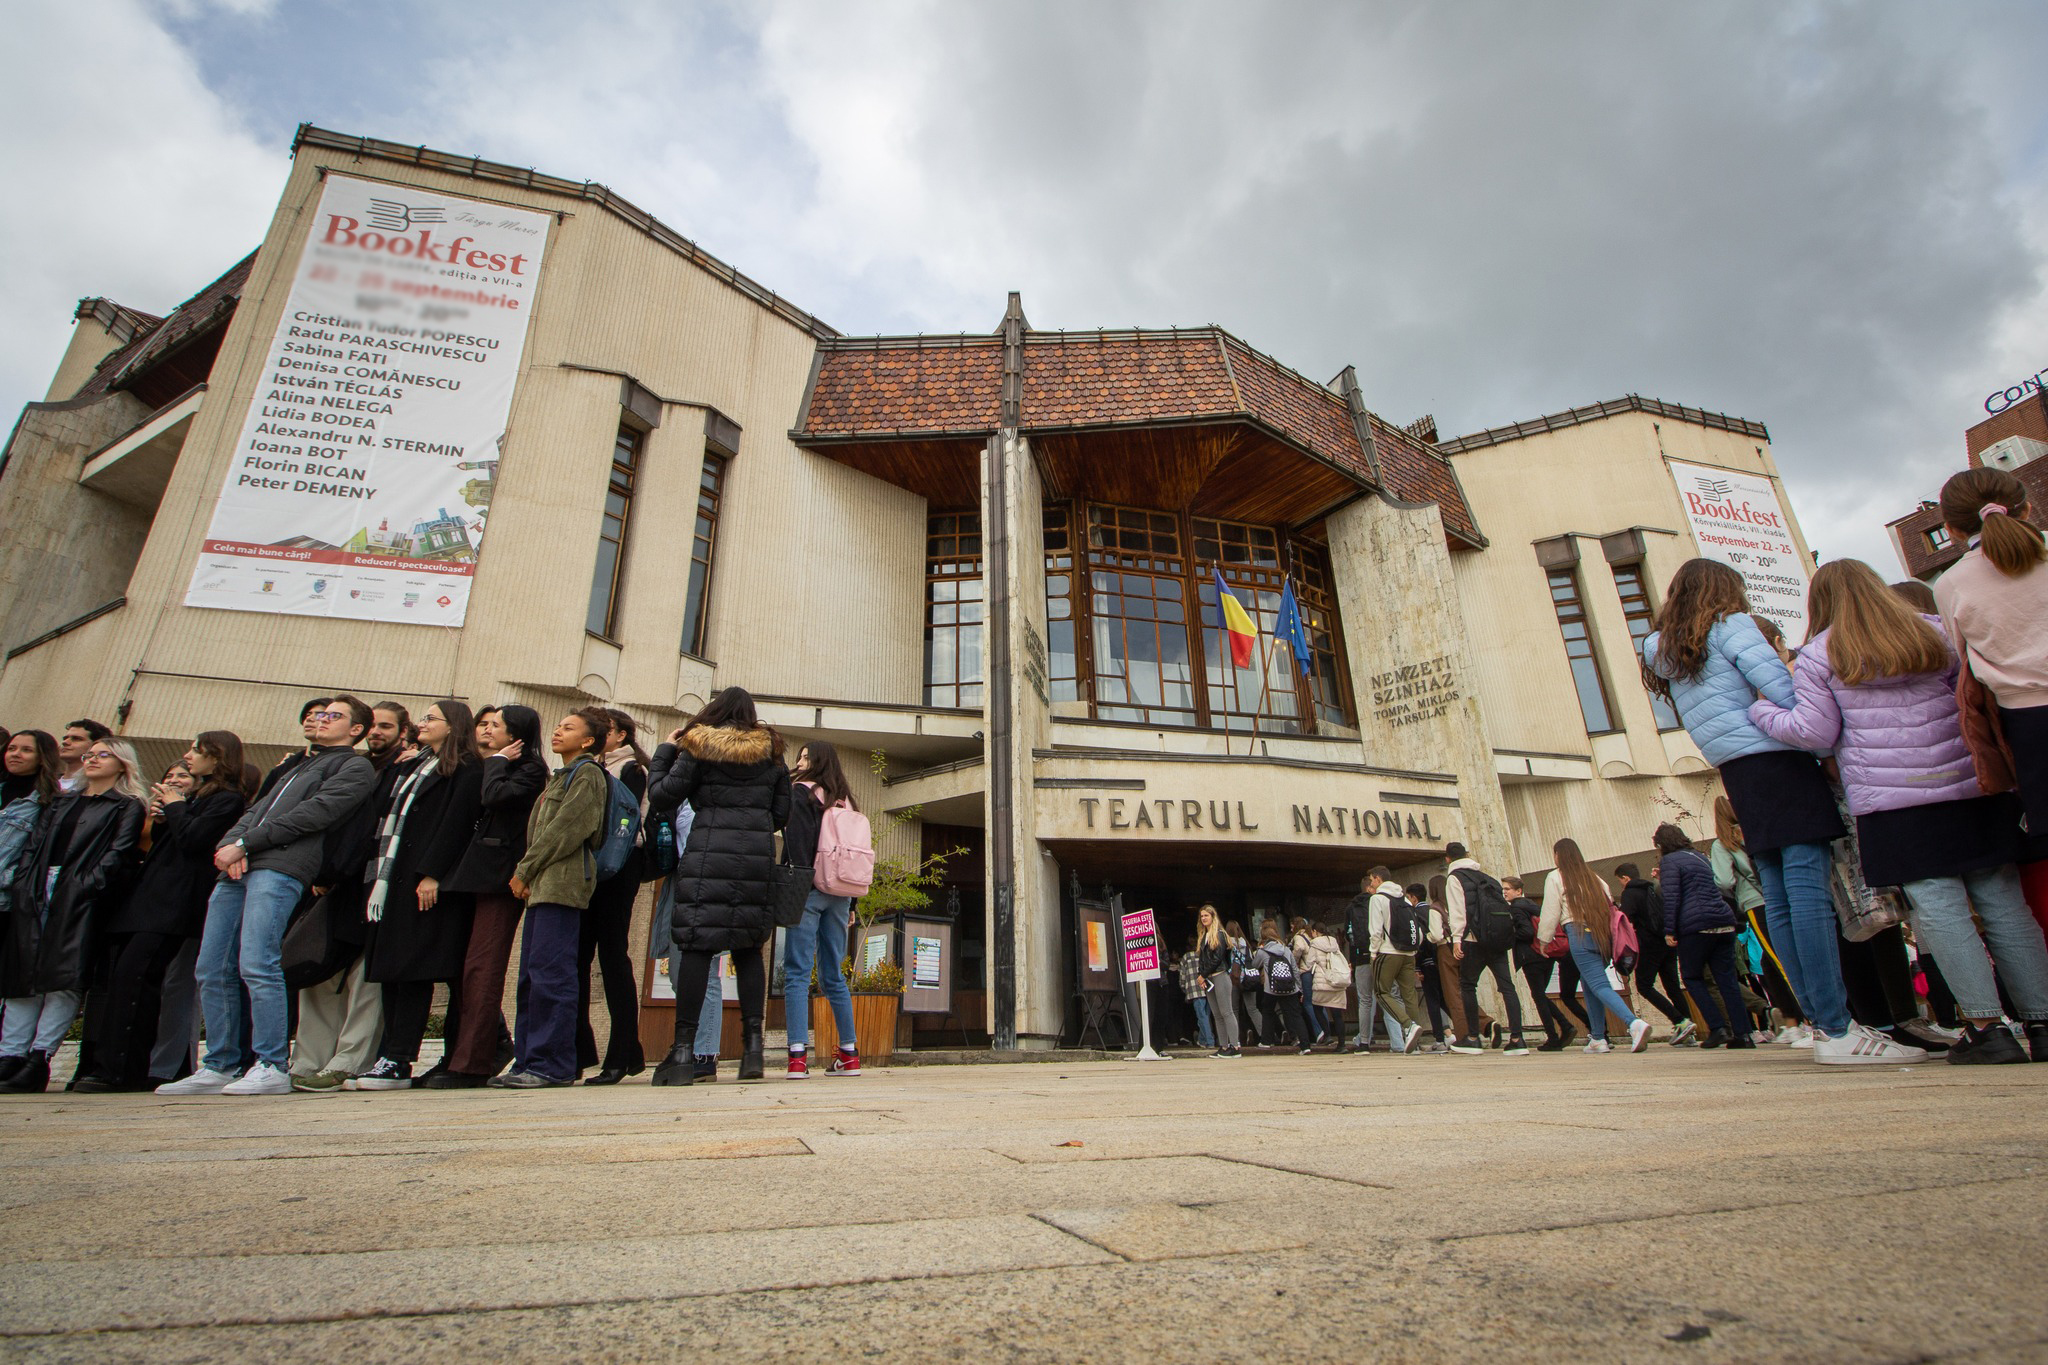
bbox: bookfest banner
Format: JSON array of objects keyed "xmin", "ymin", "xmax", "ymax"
[
  {"xmin": 184, "ymin": 176, "xmax": 550, "ymax": 626},
  {"xmin": 1667, "ymin": 458, "xmax": 1812, "ymax": 645}
]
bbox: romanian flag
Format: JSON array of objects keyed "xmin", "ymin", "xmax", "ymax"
[{"xmin": 1212, "ymin": 567, "xmax": 1257, "ymax": 668}]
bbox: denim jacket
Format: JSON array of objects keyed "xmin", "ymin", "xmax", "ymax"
[{"xmin": 0, "ymin": 793, "xmax": 43, "ymax": 915}]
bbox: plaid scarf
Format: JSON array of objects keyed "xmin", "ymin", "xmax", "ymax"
[{"xmin": 364, "ymin": 754, "xmax": 437, "ymax": 924}]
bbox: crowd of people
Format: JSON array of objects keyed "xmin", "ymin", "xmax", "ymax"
[
  {"xmin": 1159, "ymin": 468, "xmax": 2048, "ymax": 1066},
  {"xmin": 0, "ymin": 684, "xmax": 873, "ymax": 1094},
  {"xmin": 0, "ymin": 467, "xmax": 2042, "ymax": 1090}
]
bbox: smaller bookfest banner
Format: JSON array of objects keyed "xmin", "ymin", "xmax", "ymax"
[
  {"xmin": 1667, "ymin": 459, "xmax": 1812, "ymax": 645},
  {"xmin": 185, "ymin": 175, "xmax": 550, "ymax": 625}
]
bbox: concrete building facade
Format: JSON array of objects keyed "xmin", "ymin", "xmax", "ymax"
[{"xmin": 0, "ymin": 126, "xmax": 1813, "ymax": 1048}]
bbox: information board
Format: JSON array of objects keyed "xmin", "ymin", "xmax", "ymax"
[
  {"xmin": 1667, "ymin": 458, "xmax": 1812, "ymax": 644},
  {"xmin": 1120, "ymin": 907, "xmax": 1161, "ymax": 982}
]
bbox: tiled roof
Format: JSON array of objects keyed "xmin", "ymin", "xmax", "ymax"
[
  {"xmin": 75, "ymin": 252, "xmax": 258, "ymax": 400},
  {"xmin": 1435, "ymin": 394, "xmax": 1768, "ymax": 454},
  {"xmin": 796, "ymin": 324, "xmax": 1481, "ymax": 543}
]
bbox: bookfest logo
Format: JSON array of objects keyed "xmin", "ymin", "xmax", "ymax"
[
  {"xmin": 323, "ymin": 200, "xmax": 530, "ymax": 275},
  {"xmin": 1686, "ymin": 477, "xmax": 1783, "ymax": 529}
]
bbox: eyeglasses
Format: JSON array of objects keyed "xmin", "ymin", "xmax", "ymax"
[{"xmin": 308, "ymin": 710, "xmax": 350, "ymax": 723}]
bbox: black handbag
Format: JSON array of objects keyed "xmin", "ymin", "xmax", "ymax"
[
  {"xmin": 770, "ymin": 860, "xmax": 811, "ymax": 928},
  {"xmin": 281, "ymin": 891, "xmax": 358, "ymax": 989}
]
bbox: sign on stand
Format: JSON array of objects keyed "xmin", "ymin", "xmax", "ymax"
[{"xmin": 1119, "ymin": 907, "xmax": 1166, "ymax": 1061}]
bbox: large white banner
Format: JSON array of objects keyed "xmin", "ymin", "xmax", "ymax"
[
  {"xmin": 185, "ymin": 176, "xmax": 549, "ymax": 626},
  {"xmin": 1667, "ymin": 459, "xmax": 1811, "ymax": 644}
]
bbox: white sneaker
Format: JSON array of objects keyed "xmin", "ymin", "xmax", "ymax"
[
  {"xmin": 221, "ymin": 1062, "xmax": 293, "ymax": 1095},
  {"xmin": 1813, "ymin": 1023, "xmax": 1927, "ymax": 1066},
  {"xmin": 1783, "ymin": 1024, "xmax": 1816, "ymax": 1049},
  {"xmin": 1628, "ymin": 1018, "xmax": 1652, "ymax": 1053},
  {"xmin": 1402, "ymin": 1024, "xmax": 1424, "ymax": 1054},
  {"xmin": 1752, "ymin": 1030, "xmax": 1775, "ymax": 1045},
  {"xmin": 1583, "ymin": 1038, "xmax": 1612, "ymax": 1053},
  {"xmin": 155, "ymin": 1067, "xmax": 241, "ymax": 1095},
  {"xmin": 1671, "ymin": 1018, "xmax": 1697, "ymax": 1046}
]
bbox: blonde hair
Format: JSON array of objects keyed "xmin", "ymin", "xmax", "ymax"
[
  {"xmin": 1197, "ymin": 905, "xmax": 1225, "ymax": 952},
  {"xmin": 1809, "ymin": 559, "xmax": 1947, "ymax": 685},
  {"xmin": 86, "ymin": 738, "xmax": 149, "ymax": 804}
]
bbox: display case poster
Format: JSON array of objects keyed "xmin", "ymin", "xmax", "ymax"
[
  {"xmin": 1666, "ymin": 458, "xmax": 1812, "ymax": 645},
  {"xmin": 1120, "ymin": 907, "xmax": 1161, "ymax": 982},
  {"xmin": 861, "ymin": 931, "xmax": 891, "ymax": 971},
  {"xmin": 1086, "ymin": 920, "xmax": 1109, "ymax": 973},
  {"xmin": 911, "ymin": 936, "xmax": 942, "ymax": 989},
  {"xmin": 184, "ymin": 175, "xmax": 550, "ymax": 626}
]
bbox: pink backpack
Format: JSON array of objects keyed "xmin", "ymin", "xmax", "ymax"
[{"xmin": 813, "ymin": 799, "xmax": 875, "ymax": 897}]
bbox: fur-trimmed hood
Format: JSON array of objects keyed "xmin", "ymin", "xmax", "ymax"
[{"xmin": 680, "ymin": 724, "xmax": 777, "ymax": 766}]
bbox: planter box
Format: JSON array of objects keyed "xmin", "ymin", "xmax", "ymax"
[{"xmin": 809, "ymin": 991, "xmax": 900, "ymax": 1063}]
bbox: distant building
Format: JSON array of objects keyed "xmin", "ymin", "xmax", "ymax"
[{"xmin": 1887, "ymin": 393, "xmax": 2048, "ymax": 582}]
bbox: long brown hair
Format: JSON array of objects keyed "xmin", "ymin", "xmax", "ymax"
[
  {"xmin": 1648, "ymin": 559, "xmax": 1750, "ymax": 696},
  {"xmin": 1712, "ymin": 795, "xmax": 1743, "ymax": 852},
  {"xmin": 1553, "ymin": 838, "xmax": 1612, "ymax": 955},
  {"xmin": 1941, "ymin": 467, "xmax": 2043, "ymax": 578},
  {"xmin": 1809, "ymin": 559, "xmax": 1948, "ymax": 685},
  {"xmin": 189, "ymin": 731, "xmax": 250, "ymax": 803},
  {"xmin": 793, "ymin": 739, "xmax": 857, "ymax": 812},
  {"xmin": 426, "ymin": 699, "xmax": 479, "ymax": 770}
]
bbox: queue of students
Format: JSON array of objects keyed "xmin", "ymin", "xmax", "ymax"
[{"xmin": 0, "ymin": 685, "xmax": 823, "ymax": 1094}]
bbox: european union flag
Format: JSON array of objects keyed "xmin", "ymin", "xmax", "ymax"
[{"xmin": 1276, "ymin": 580, "xmax": 1311, "ymax": 669}]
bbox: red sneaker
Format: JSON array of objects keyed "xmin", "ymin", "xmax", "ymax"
[
  {"xmin": 786, "ymin": 1052, "xmax": 809, "ymax": 1079},
  {"xmin": 825, "ymin": 1050, "xmax": 861, "ymax": 1076}
]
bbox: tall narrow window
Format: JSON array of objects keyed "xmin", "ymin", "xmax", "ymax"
[
  {"xmin": 1611, "ymin": 563, "xmax": 1680, "ymax": 730},
  {"xmin": 1088, "ymin": 505, "xmax": 1195, "ymax": 725},
  {"xmin": 1290, "ymin": 543, "xmax": 1354, "ymax": 728},
  {"xmin": 924, "ymin": 512, "xmax": 983, "ymax": 707},
  {"xmin": 585, "ymin": 424, "xmax": 642, "ymax": 638},
  {"xmin": 680, "ymin": 451, "xmax": 726, "ymax": 657},
  {"xmin": 1548, "ymin": 568, "xmax": 1615, "ymax": 734},
  {"xmin": 1043, "ymin": 505, "xmax": 1080, "ymax": 701}
]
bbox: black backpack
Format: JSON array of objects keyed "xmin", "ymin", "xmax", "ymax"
[
  {"xmin": 1387, "ymin": 895, "xmax": 1425, "ymax": 954},
  {"xmin": 1454, "ymin": 867, "xmax": 1517, "ymax": 954},
  {"xmin": 1261, "ymin": 946, "xmax": 1299, "ymax": 995}
]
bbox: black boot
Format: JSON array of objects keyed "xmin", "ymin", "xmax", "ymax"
[
  {"xmin": 650, "ymin": 1008, "xmax": 696, "ymax": 1087},
  {"xmin": 693, "ymin": 1054, "xmax": 718, "ymax": 1081},
  {"xmin": 2027, "ymin": 1021, "xmax": 2048, "ymax": 1063},
  {"xmin": 0, "ymin": 1051, "xmax": 51, "ymax": 1094},
  {"xmin": 0, "ymin": 1055, "xmax": 26, "ymax": 1086},
  {"xmin": 737, "ymin": 1021, "xmax": 764, "ymax": 1080}
]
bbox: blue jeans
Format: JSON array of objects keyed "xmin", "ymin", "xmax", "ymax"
[
  {"xmin": 1566, "ymin": 924, "xmax": 1637, "ymax": 1040},
  {"xmin": 1190, "ymin": 996, "xmax": 1215, "ymax": 1048},
  {"xmin": 1904, "ymin": 865, "xmax": 2048, "ymax": 1022},
  {"xmin": 0, "ymin": 991, "xmax": 81, "ymax": 1055},
  {"xmin": 1753, "ymin": 842, "xmax": 1851, "ymax": 1036},
  {"xmin": 784, "ymin": 891, "xmax": 854, "ymax": 1050},
  {"xmin": 196, "ymin": 869, "xmax": 302, "ymax": 1072}
]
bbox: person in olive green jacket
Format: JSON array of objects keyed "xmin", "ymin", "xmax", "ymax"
[{"xmin": 492, "ymin": 707, "xmax": 610, "ymax": 1088}]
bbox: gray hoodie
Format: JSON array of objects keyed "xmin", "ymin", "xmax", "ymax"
[{"xmin": 218, "ymin": 744, "xmax": 375, "ymax": 887}]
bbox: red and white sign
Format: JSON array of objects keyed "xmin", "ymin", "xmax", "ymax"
[
  {"xmin": 183, "ymin": 176, "xmax": 550, "ymax": 626},
  {"xmin": 1668, "ymin": 459, "xmax": 1812, "ymax": 645},
  {"xmin": 1120, "ymin": 907, "xmax": 1161, "ymax": 981}
]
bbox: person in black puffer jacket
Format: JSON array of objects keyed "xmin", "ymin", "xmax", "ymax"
[
  {"xmin": 1654, "ymin": 824, "xmax": 1751, "ymax": 1049},
  {"xmin": 645, "ymin": 687, "xmax": 790, "ymax": 1084}
]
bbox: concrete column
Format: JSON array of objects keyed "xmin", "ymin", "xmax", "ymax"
[{"xmin": 1325, "ymin": 493, "xmax": 1516, "ymax": 872}]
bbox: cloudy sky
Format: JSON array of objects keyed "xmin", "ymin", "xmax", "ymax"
[{"xmin": 5, "ymin": 0, "xmax": 2045, "ymax": 571}]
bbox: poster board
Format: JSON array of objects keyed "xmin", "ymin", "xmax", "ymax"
[
  {"xmin": 901, "ymin": 916, "xmax": 954, "ymax": 1015},
  {"xmin": 1667, "ymin": 459, "xmax": 1812, "ymax": 644},
  {"xmin": 1074, "ymin": 899, "xmax": 1120, "ymax": 994},
  {"xmin": 184, "ymin": 174, "xmax": 549, "ymax": 626}
]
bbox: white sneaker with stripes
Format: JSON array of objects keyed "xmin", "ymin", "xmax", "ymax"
[{"xmin": 1813, "ymin": 1022, "xmax": 1927, "ymax": 1066}]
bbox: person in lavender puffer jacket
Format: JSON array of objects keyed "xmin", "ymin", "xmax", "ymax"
[{"xmin": 1749, "ymin": 558, "xmax": 2048, "ymax": 1065}]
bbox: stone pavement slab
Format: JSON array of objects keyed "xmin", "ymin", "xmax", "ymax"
[{"xmin": 1, "ymin": 1046, "xmax": 2044, "ymax": 1360}]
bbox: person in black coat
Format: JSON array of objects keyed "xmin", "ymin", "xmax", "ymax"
[
  {"xmin": 578, "ymin": 708, "xmax": 649, "ymax": 1085},
  {"xmin": 350, "ymin": 700, "xmax": 485, "ymax": 1089},
  {"xmin": 645, "ymin": 687, "xmax": 790, "ymax": 1085},
  {"xmin": 1616, "ymin": 861, "xmax": 1692, "ymax": 1041},
  {"xmin": 0, "ymin": 738, "xmax": 147, "ymax": 1093},
  {"xmin": 434, "ymin": 704, "xmax": 548, "ymax": 1087},
  {"xmin": 75, "ymin": 735, "xmax": 250, "ymax": 1092}
]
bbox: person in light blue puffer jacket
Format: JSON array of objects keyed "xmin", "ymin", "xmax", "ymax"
[
  {"xmin": 1642, "ymin": 611, "xmax": 1797, "ymax": 765},
  {"xmin": 1638, "ymin": 560, "xmax": 1918, "ymax": 1066}
]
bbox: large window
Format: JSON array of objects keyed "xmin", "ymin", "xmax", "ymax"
[
  {"xmin": 924, "ymin": 512, "xmax": 983, "ymax": 707},
  {"xmin": 679, "ymin": 451, "xmax": 726, "ymax": 657},
  {"xmin": 1043, "ymin": 505, "xmax": 1080, "ymax": 701},
  {"xmin": 1611, "ymin": 563, "xmax": 1680, "ymax": 730},
  {"xmin": 585, "ymin": 424, "xmax": 642, "ymax": 638},
  {"xmin": 1193, "ymin": 518, "xmax": 1299, "ymax": 733},
  {"xmin": 1548, "ymin": 568, "xmax": 1616, "ymax": 734},
  {"xmin": 1088, "ymin": 505, "xmax": 1196, "ymax": 725},
  {"xmin": 1290, "ymin": 544, "xmax": 1352, "ymax": 728}
]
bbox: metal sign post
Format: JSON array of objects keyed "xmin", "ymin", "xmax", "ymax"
[{"xmin": 1120, "ymin": 906, "xmax": 1166, "ymax": 1062}]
